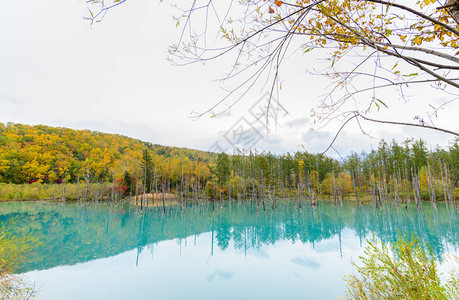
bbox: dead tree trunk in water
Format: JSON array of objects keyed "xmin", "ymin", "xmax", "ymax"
[
  {"xmin": 426, "ymin": 163, "xmax": 437, "ymax": 208},
  {"xmin": 135, "ymin": 179, "xmax": 139, "ymax": 207},
  {"xmin": 352, "ymin": 173, "xmax": 359, "ymax": 207},
  {"xmin": 161, "ymin": 176, "xmax": 166, "ymax": 215},
  {"xmin": 412, "ymin": 169, "xmax": 422, "ymax": 210},
  {"xmin": 84, "ymin": 167, "xmax": 90, "ymax": 202},
  {"xmin": 76, "ymin": 176, "xmax": 80, "ymax": 202},
  {"xmin": 62, "ymin": 178, "xmax": 66, "ymax": 203}
]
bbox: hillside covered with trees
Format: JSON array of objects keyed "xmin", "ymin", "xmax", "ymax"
[
  {"xmin": 0, "ymin": 123, "xmax": 457, "ymax": 205},
  {"xmin": 0, "ymin": 123, "xmax": 215, "ymax": 185}
]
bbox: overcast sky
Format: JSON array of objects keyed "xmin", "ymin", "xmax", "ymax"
[{"xmin": 1, "ymin": 0, "xmax": 458, "ymax": 158}]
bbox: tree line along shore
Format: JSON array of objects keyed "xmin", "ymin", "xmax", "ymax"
[{"xmin": 0, "ymin": 123, "xmax": 457, "ymax": 208}]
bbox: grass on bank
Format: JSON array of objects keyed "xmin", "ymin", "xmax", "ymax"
[
  {"xmin": 0, "ymin": 182, "xmax": 113, "ymax": 202},
  {"xmin": 0, "ymin": 182, "xmax": 458, "ymax": 203}
]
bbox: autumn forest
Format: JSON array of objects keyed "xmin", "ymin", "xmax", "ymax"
[{"xmin": 0, "ymin": 122, "xmax": 457, "ymax": 207}]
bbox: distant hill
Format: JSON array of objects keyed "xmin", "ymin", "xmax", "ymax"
[
  {"xmin": 0, "ymin": 123, "xmax": 216, "ymax": 184},
  {"xmin": 1, "ymin": 123, "xmax": 457, "ymax": 205}
]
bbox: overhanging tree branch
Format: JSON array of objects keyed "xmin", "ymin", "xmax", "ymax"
[
  {"xmin": 355, "ymin": 111, "xmax": 459, "ymax": 136},
  {"xmin": 85, "ymin": 0, "xmax": 459, "ymax": 149}
]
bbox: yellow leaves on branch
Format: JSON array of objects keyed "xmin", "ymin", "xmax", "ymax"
[
  {"xmin": 249, "ymin": 0, "xmax": 459, "ymax": 71},
  {"xmin": 283, "ymin": 0, "xmax": 457, "ymax": 50},
  {"xmin": 412, "ymin": 36, "xmax": 423, "ymax": 46},
  {"xmin": 268, "ymin": 1, "xmax": 282, "ymax": 14}
]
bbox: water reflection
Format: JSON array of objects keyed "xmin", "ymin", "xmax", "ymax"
[{"xmin": 0, "ymin": 201, "xmax": 458, "ymax": 273}]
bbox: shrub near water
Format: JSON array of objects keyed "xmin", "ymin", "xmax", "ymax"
[
  {"xmin": 344, "ymin": 234, "xmax": 459, "ymax": 300},
  {"xmin": 0, "ymin": 219, "xmax": 38, "ymax": 299}
]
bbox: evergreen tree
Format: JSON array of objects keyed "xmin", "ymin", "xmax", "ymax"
[{"xmin": 216, "ymin": 152, "xmax": 231, "ymax": 184}]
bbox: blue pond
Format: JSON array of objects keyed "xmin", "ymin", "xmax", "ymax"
[{"xmin": 1, "ymin": 200, "xmax": 458, "ymax": 299}]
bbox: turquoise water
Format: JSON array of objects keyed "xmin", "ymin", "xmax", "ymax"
[{"xmin": 1, "ymin": 200, "xmax": 459, "ymax": 299}]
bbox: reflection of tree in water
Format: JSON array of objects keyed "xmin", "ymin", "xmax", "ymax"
[
  {"xmin": 1, "ymin": 201, "xmax": 458, "ymax": 272},
  {"xmin": 205, "ymin": 202, "xmax": 459, "ymax": 258},
  {"xmin": 215, "ymin": 213, "xmax": 231, "ymax": 251}
]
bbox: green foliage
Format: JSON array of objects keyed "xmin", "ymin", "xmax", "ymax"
[
  {"xmin": 0, "ymin": 122, "xmax": 216, "ymax": 184},
  {"xmin": 0, "ymin": 219, "xmax": 38, "ymax": 299},
  {"xmin": 204, "ymin": 181, "xmax": 214, "ymax": 200},
  {"xmin": 123, "ymin": 171, "xmax": 132, "ymax": 195},
  {"xmin": 141, "ymin": 149, "xmax": 154, "ymax": 193},
  {"xmin": 344, "ymin": 234, "xmax": 459, "ymax": 300},
  {"xmin": 229, "ymin": 175, "xmax": 244, "ymax": 199},
  {"xmin": 216, "ymin": 153, "xmax": 231, "ymax": 184},
  {"xmin": 0, "ymin": 123, "xmax": 457, "ymax": 203}
]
